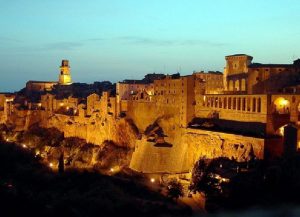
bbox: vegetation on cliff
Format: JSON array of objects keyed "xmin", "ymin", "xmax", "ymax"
[
  {"xmin": 0, "ymin": 141, "xmax": 191, "ymax": 217},
  {"xmin": 1, "ymin": 124, "xmax": 134, "ymax": 172}
]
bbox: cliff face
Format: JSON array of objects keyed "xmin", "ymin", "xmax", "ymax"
[
  {"xmin": 4, "ymin": 109, "xmax": 265, "ymax": 174},
  {"xmin": 7, "ymin": 110, "xmax": 139, "ymax": 149}
]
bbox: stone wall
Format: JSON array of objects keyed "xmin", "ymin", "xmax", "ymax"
[{"xmin": 129, "ymin": 126, "xmax": 265, "ymax": 174}]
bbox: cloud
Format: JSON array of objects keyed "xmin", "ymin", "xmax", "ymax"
[
  {"xmin": 85, "ymin": 38, "xmax": 106, "ymax": 42},
  {"xmin": 0, "ymin": 36, "xmax": 22, "ymax": 43},
  {"xmin": 117, "ymin": 36, "xmax": 175, "ymax": 46},
  {"xmin": 116, "ymin": 36, "xmax": 228, "ymax": 47},
  {"xmin": 44, "ymin": 42, "xmax": 83, "ymax": 50}
]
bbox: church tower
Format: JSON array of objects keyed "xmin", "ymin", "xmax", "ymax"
[{"xmin": 59, "ymin": 60, "xmax": 72, "ymax": 85}]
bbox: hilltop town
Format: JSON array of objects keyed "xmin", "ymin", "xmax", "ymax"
[{"xmin": 1, "ymin": 54, "xmax": 300, "ymax": 177}]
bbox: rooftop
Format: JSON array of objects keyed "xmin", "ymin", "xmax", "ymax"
[
  {"xmin": 248, "ymin": 63, "xmax": 293, "ymax": 68},
  {"xmin": 27, "ymin": 80, "xmax": 58, "ymax": 84}
]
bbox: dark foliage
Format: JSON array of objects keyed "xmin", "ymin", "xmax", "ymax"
[
  {"xmin": 0, "ymin": 142, "xmax": 190, "ymax": 217},
  {"xmin": 166, "ymin": 179, "xmax": 184, "ymax": 200}
]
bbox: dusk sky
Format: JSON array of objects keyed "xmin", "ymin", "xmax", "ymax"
[{"xmin": 0, "ymin": 0, "xmax": 300, "ymax": 92}]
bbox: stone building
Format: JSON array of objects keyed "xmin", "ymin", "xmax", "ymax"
[
  {"xmin": 58, "ymin": 60, "xmax": 72, "ymax": 85},
  {"xmin": 4, "ymin": 54, "xmax": 300, "ymax": 175}
]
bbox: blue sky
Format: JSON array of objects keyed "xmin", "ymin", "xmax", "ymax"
[{"xmin": 0, "ymin": 0, "xmax": 300, "ymax": 92}]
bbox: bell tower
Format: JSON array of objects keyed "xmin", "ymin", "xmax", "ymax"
[{"xmin": 59, "ymin": 60, "xmax": 72, "ymax": 85}]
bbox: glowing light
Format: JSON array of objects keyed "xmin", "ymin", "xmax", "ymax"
[
  {"xmin": 150, "ymin": 178, "xmax": 155, "ymax": 183},
  {"xmin": 22, "ymin": 144, "xmax": 27, "ymax": 148},
  {"xmin": 280, "ymin": 99, "xmax": 288, "ymax": 106},
  {"xmin": 110, "ymin": 168, "xmax": 114, "ymax": 172},
  {"xmin": 49, "ymin": 163, "xmax": 54, "ymax": 168},
  {"xmin": 59, "ymin": 103, "xmax": 64, "ymax": 107},
  {"xmin": 6, "ymin": 138, "xmax": 9, "ymax": 142},
  {"xmin": 66, "ymin": 106, "xmax": 69, "ymax": 110},
  {"xmin": 278, "ymin": 126, "xmax": 285, "ymax": 136}
]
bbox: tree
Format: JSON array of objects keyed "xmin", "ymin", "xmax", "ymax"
[
  {"xmin": 166, "ymin": 179, "xmax": 184, "ymax": 200},
  {"xmin": 58, "ymin": 151, "xmax": 64, "ymax": 174},
  {"xmin": 189, "ymin": 158, "xmax": 208, "ymax": 193}
]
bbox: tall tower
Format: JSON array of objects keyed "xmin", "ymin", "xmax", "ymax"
[{"xmin": 59, "ymin": 60, "xmax": 72, "ymax": 85}]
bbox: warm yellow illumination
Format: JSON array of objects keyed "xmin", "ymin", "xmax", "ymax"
[
  {"xmin": 66, "ymin": 106, "xmax": 70, "ymax": 110},
  {"xmin": 110, "ymin": 168, "xmax": 114, "ymax": 172},
  {"xmin": 150, "ymin": 178, "xmax": 155, "ymax": 183},
  {"xmin": 6, "ymin": 138, "xmax": 9, "ymax": 142},
  {"xmin": 49, "ymin": 163, "xmax": 54, "ymax": 168},
  {"xmin": 22, "ymin": 144, "xmax": 27, "ymax": 148},
  {"xmin": 278, "ymin": 126, "xmax": 285, "ymax": 136},
  {"xmin": 60, "ymin": 103, "xmax": 64, "ymax": 107},
  {"xmin": 281, "ymin": 99, "xmax": 288, "ymax": 106}
]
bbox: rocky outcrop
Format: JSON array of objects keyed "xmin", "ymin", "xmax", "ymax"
[{"xmin": 4, "ymin": 109, "xmax": 266, "ymax": 175}]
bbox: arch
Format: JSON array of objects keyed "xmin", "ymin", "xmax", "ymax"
[
  {"xmin": 273, "ymin": 97, "xmax": 290, "ymax": 114},
  {"xmin": 234, "ymin": 80, "xmax": 240, "ymax": 91},
  {"xmin": 228, "ymin": 80, "xmax": 234, "ymax": 91},
  {"xmin": 241, "ymin": 79, "xmax": 246, "ymax": 91}
]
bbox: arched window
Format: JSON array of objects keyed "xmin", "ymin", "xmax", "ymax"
[
  {"xmin": 229, "ymin": 80, "xmax": 234, "ymax": 91},
  {"xmin": 235, "ymin": 80, "xmax": 240, "ymax": 91},
  {"xmin": 241, "ymin": 79, "xmax": 246, "ymax": 91}
]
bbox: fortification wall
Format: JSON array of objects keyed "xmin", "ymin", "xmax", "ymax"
[
  {"xmin": 129, "ymin": 137, "xmax": 190, "ymax": 173},
  {"xmin": 126, "ymin": 101, "xmax": 159, "ymax": 131},
  {"xmin": 129, "ymin": 127, "xmax": 264, "ymax": 174},
  {"xmin": 182, "ymin": 128, "xmax": 264, "ymax": 166}
]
